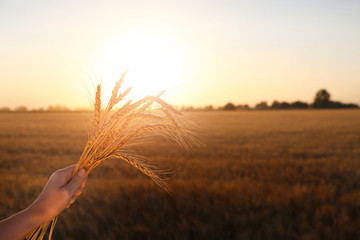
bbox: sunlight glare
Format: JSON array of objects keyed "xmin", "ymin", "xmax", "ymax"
[{"xmin": 91, "ymin": 32, "xmax": 186, "ymax": 101}]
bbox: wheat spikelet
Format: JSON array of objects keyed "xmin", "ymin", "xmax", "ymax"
[
  {"xmin": 161, "ymin": 108, "xmax": 180, "ymax": 132},
  {"xmin": 113, "ymin": 86, "xmax": 131, "ymax": 107},
  {"xmin": 153, "ymin": 97, "xmax": 182, "ymax": 115},
  {"xmin": 112, "ymin": 152, "xmax": 169, "ymax": 190},
  {"xmin": 137, "ymin": 90, "xmax": 165, "ymax": 112},
  {"xmin": 27, "ymin": 70, "xmax": 195, "ymax": 240},
  {"xmin": 106, "ymin": 69, "xmax": 128, "ymax": 112},
  {"xmin": 93, "ymin": 84, "xmax": 101, "ymax": 133},
  {"xmin": 113, "ymin": 153, "xmax": 158, "ymax": 178}
]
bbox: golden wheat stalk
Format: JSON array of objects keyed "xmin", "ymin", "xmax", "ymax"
[
  {"xmin": 93, "ymin": 84, "xmax": 101, "ymax": 133},
  {"xmin": 27, "ymin": 71, "xmax": 194, "ymax": 240}
]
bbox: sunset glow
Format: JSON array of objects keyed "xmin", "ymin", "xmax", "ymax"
[
  {"xmin": 92, "ymin": 32, "xmax": 187, "ymax": 99},
  {"xmin": 0, "ymin": 1, "xmax": 359, "ymax": 109}
]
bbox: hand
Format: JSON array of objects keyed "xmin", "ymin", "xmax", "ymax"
[
  {"xmin": 0, "ymin": 165, "xmax": 87, "ymax": 240},
  {"xmin": 30, "ymin": 165, "xmax": 87, "ymax": 222}
]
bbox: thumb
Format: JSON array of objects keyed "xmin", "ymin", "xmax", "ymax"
[{"xmin": 65, "ymin": 169, "xmax": 86, "ymax": 195}]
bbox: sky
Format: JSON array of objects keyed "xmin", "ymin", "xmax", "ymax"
[{"xmin": 0, "ymin": 0, "xmax": 359, "ymax": 109}]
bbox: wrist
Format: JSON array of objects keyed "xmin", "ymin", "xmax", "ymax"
[
  {"xmin": 0, "ymin": 205, "xmax": 50, "ymax": 240},
  {"xmin": 26, "ymin": 200, "xmax": 52, "ymax": 225}
]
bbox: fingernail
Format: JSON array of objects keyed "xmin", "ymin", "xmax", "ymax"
[{"xmin": 78, "ymin": 169, "xmax": 86, "ymax": 178}]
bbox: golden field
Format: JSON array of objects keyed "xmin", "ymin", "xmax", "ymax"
[{"xmin": 0, "ymin": 110, "xmax": 360, "ymax": 240}]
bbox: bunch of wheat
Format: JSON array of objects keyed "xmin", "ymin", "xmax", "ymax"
[{"xmin": 27, "ymin": 70, "xmax": 194, "ymax": 240}]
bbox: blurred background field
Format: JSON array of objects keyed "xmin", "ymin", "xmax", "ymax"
[{"xmin": 0, "ymin": 110, "xmax": 360, "ymax": 240}]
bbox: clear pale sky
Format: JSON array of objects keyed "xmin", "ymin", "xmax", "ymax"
[{"xmin": 1, "ymin": 0, "xmax": 359, "ymax": 109}]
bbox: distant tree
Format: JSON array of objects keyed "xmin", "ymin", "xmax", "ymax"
[
  {"xmin": 31, "ymin": 107, "xmax": 44, "ymax": 112},
  {"xmin": 236, "ymin": 104, "xmax": 250, "ymax": 110},
  {"xmin": 204, "ymin": 105, "xmax": 214, "ymax": 111},
  {"xmin": 181, "ymin": 105, "xmax": 194, "ymax": 111},
  {"xmin": 255, "ymin": 101, "xmax": 268, "ymax": 110},
  {"xmin": 0, "ymin": 107, "xmax": 11, "ymax": 112},
  {"xmin": 271, "ymin": 101, "xmax": 281, "ymax": 109},
  {"xmin": 47, "ymin": 105, "xmax": 70, "ymax": 112},
  {"xmin": 224, "ymin": 103, "xmax": 236, "ymax": 111},
  {"xmin": 15, "ymin": 106, "xmax": 27, "ymax": 112},
  {"xmin": 291, "ymin": 101, "xmax": 308, "ymax": 109},
  {"xmin": 328, "ymin": 101, "xmax": 359, "ymax": 109},
  {"xmin": 313, "ymin": 89, "xmax": 330, "ymax": 108},
  {"xmin": 279, "ymin": 102, "xmax": 290, "ymax": 109},
  {"xmin": 344, "ymin": 103, "xmax": 359, "ymax": 108},
  {"xmin": 74, "ymin": 107, "xmax": 91, "ymax": 112},
  {"xmin": 343, "ymin": 103, "xmax": 359, "ymax": 108},
  {"xmin": 194, "ymin": 106, "xmax": 204, "ymax": 111},
  {"xmin": 328, "ymin": 101, "xmax": 342, "ymax": 108},
  {"xmin": 187, "ymin": 106, "xmax": 194, "ymax": 111}
]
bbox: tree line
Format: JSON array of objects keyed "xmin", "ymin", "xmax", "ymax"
[
  {"xmin": 0, "ymin": 105, "xmax": 77, "ymax": 113},
  {"xmin": 182, "ymin": 89, "xmax": 359, "ymax": 111},
  {"xmin": 1, "ymin": 89, "xmax": 358, "ymax": 113}
]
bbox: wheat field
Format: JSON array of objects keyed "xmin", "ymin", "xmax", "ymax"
[{"xmin": 0, "ymin": 110, "xmax": 360, "ymax": 240}]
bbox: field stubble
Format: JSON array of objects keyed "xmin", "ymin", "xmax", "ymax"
[{"xmin": 0, "ymin": 110, "xmax": 360, "ymax": 240}]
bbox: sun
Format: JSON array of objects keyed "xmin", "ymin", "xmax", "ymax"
[{"xmin": 91, "ymin": 32, "xmax": 186, "ymax": 101}]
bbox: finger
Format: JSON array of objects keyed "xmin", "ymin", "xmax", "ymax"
[
  {"xmin": 62, "ymin": 164, "xmax": 77, "ymax": 172},
  {"xmin": 66, "ymin": 199, "xmax": 75, "ymax": 208},
  {"xmin": 64, "ymin": 169, "xmax": 87, "ymax": 195},
  {"xmin": 54, "ymin": 165, "xmax": 78, "ymax": 184},
  {"xmin": 66, "ymin": 195, "xmax": 78, "ymax": 208},
  {"xmin": 80, "ymin": 176, "xmax": 87, "ymax": 188},
  {"xmin": 58, "ymin": 164, "xmax": 77, "ymax": 176},
  {"xmin": 66, "ymin": 197, "xmax": 77, "ymax": 208},
  {"xmin": 74, "ymin": 187, "xmax": 84, "ymax": 197},
  {"xmin": 69, "ymin": 196, "xmax": 77, "ymax": 204}
]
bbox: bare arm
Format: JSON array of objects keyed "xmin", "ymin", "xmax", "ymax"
[{"xmin": 0, "ymin": 165, "xmax": 87, "ymax": 240}]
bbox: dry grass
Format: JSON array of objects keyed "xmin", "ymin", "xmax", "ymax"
[
  {"xmin": 0, "ymin": 109, "xmax": 360, "ymax": 239},
  {"xmin": 26, "ymin": 72, "xmax": 195, "ymax": 239}
]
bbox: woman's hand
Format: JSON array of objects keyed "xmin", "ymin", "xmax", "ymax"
[
  {"xmin": 0, "ymin": 165, "xmax": 87, "ymax": 240},
  {"xmin": 31, "ymin": 165, "xmax": 87, "ymax": 222}
]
